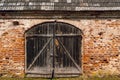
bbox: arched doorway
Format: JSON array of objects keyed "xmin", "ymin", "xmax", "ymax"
[{"xmin": 25, "ymin": 21, "xmax": 82, "ymax": 78}]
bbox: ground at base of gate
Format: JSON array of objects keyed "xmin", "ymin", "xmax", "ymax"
[{"xmin": 0, "ymin": 75, "xmax": 120, "ymax": 80}]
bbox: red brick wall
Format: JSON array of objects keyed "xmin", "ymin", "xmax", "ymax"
[
  {"xmin": 82, "ymin": 20, "xmax": 120, "ymax": 76},
  {"xmin": 0, "ymin": 19, "xmax": 119, "ymax": 77},
  {"xmin": 0, "ymin": 24, "xmax": 25, "ymax": 77}
]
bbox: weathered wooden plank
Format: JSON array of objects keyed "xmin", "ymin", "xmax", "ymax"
[
  {"xmin": 57, "ymin": 38, "xmax": 82, "ymax": 72},
  {"xmin": 27, "ymin": 38, "xmax": 52, "ymax": 70},
  {"xmin": 26, "ymin": 34, "xmax": 81, "ymax": 37}
]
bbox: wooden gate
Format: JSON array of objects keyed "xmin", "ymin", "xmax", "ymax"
[{"xmin": 25, "ymin": 22, "xmax": 82, "ymax": 78}]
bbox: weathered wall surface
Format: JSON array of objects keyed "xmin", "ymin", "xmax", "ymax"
[{"xmin": 0, "ymin": 19, "xmax": 120, "ymax": 77}]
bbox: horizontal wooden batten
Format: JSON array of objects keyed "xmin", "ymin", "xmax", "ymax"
[
  {"xmin": 26, "ymin": 34, "xmax": 81, "ymax": 37},
  {"xmin": 26, "ymin": 71, "xmax": 81, "ymax": 75}
]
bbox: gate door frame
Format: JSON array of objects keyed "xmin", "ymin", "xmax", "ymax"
[{"xmin": 25, "ymin": 21, "xmax": 83, "ymax": 78}]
